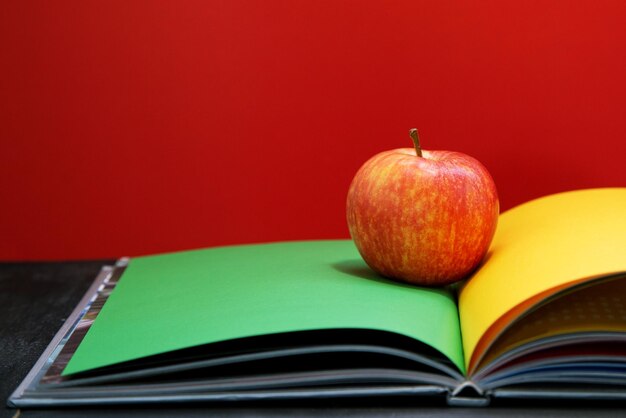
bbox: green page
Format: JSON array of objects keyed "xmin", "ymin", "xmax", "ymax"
[{"xmin": 63, "ymin": 240, "xmax": 464, "ymax": 375}]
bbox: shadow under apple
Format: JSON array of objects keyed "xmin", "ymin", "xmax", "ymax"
[{"xmin": 331, "ymin": 259, "xmax": 450, "ymax": 292}]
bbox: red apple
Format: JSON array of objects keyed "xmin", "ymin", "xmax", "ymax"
[{"xmin": 346, "ymin": 129, "xmax": 499, "ymax": 286}]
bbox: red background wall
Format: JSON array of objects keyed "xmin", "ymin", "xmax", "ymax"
[{"xmin": 1, "ymin": 1, "xmax": 625, "ymax": 260}]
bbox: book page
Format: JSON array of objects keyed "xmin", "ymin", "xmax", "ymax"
[
  {"xmin": 63, "ymin": 240, "xmax": 465, "ymax": 375},
  {"xmin": 458, "ymin": 188, "xmax": 626, "ymax": 373},
  {"xmin": 477, "ymin": 275, "xmax": 626, "ymax": 371}
]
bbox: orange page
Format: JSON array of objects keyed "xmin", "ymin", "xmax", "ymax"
[{"xmin": 458, "ymin": 188, "xmax": 626, "ymax": 372}]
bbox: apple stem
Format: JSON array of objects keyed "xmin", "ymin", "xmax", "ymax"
[{"xmin": 409, "ymin": 128, "xmax": 423, "ymax": 157}]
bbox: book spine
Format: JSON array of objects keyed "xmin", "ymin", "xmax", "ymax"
[{"xmin": 446, "ymin": 381, "xmax": 490, "ymax": 407}]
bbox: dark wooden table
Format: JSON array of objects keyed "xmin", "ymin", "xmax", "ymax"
[{"xmin": 2, "ymin": 261, "xmax": 625, "ymax": 418}]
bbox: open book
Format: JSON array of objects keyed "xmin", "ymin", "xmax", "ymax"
[{"xmin": 9, "ymin": 188, "xmax": 626, "ymax": 407}]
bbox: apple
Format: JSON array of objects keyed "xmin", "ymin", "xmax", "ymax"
[{"xmin": 346, "ymin": 129, "xmax": 499, "ymax": 286}]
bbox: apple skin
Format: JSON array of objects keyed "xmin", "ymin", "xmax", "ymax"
[{"xmin": 346, "ymin": 147, "xmax": 499, "ymax": 286}]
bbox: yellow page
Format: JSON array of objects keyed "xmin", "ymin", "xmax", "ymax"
[{"xmin": 458, "ymin": 188, "xmax": 626, "ymax": 372}]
